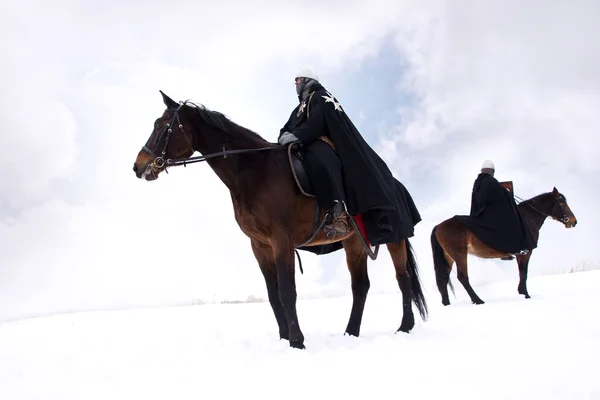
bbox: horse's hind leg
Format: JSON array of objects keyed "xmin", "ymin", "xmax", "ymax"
[
  {"xmin": 342, "ymin": 235, "xmax": 370, "ymax": 337},
  {"xmin": 387, "ymin": 241, "xmax": 415, "ymax": 333},
  {"xmin": 251, "ymin": 240, "xmax": 289, "ymax": 341},
  {"xmin": 439, "ymin": 254, "xmax": 455, "ymax": 306},
  {"xmin": 431, "ymin": 224, "xmax": 457, "ymax": 306},
  {"xmin": 517, "ymin": 252, "xmax": 532, "ymax": 299},
  {"xmin": 455, "ymin": 255, "xmax": 485, "ymax": 305}
]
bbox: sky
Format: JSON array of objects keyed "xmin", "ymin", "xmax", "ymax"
[{"xmin": 0, "ymin": 0, "xmax": 598, "ymax": 321}]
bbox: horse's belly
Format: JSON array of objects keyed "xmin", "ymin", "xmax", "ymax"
[{"xmin": 467, "ymin": 234, "xmax": 507, "ymax": 258}]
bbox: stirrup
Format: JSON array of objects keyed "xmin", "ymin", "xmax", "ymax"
[
  {"xmin": 330, "ymin": 200, "xmax": 345, "ymax": 215},
  {"xmin": 502, "ymin": 250, "xmax": 528, "ymax": 260}
]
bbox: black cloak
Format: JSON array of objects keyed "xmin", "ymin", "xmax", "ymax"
[
  {"xmin": 455, "ymin": 173, "xmax": 536, "ymax": 253},
  {"xmin": 280, "ymin": 83, "xmax": 422, "ymax": 247}
]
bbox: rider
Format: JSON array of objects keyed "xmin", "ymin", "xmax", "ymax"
[
  {"xmin": 278, "ymin": 68, "xmax": 348, "ymax": 235},
  {"xmin": 457, "ymin": 160, "xmax": 535, "ymax": 258},
  {"xmin": 278, "ymin": 68, "xmax": 422, "ymax": 244}
]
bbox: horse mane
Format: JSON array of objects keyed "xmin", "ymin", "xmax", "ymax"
[
  {"xmin": 520, "ymin": 191, "xmax": 551, "ymax": 206},
  {"xmin": 520, "ymin": 189, "xmax": 565, "ymax": 206},
  {"xmin": 181, "ymin": 101, "xmax": 270, "ymax": 145}
]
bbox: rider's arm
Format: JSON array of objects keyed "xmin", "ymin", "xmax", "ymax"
[{"xmin": 279, "ymin": 110, "xmax": 295, "ymax": 137}]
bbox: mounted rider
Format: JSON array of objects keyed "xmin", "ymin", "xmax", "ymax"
[
  {"xmin": 278, "ymin": 68, "xmax": 422, "ymax": 246},
  {"xmin": 456, "ymin": 160, "xmax": 536, "ymax": 257}
]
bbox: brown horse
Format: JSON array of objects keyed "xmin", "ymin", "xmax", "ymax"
[
  {"xmin": 132, "ymin": 91, "xmax": 428, "ymax": 349},
  {"xmin": 431, "ymin": 187, "xmax": 577, "ymax": 306}
]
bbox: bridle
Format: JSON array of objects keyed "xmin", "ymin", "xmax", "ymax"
[
  {"xmin": 142, "ymin": 102, "xmax": 190, "ymax": 174},
  {"xmin": 514, "ymin": 193, "xmax": 571, "ymax": 226},
  {"xmin": 141, "ymin": 101, "xmax": 282, "ymax": 175}
]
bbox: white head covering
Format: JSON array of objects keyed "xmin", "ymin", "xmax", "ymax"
[
  {"xmin": 295, "ymin": 67, "xmax": 319, "ymax": 82},
  {"xmin": 481, "ymin": 160, "xmax": 495, "ymax": 170}
]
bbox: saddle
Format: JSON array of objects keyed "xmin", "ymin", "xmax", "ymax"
[
  {"xmin": 286, "ymin": 137, "xmax": 379, "ymax": 260},
  {"xmin": 287, "ymin": 136, "xmax": 335, "ymax": 197},
  {"xmin": 288, "ymin": 143, "xmax": 314, "ymax": 197}
]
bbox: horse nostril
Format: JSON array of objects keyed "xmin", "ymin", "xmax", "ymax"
[{"xmin": 133, "ymin": 163, "xmax": 138, "ymax": 173}]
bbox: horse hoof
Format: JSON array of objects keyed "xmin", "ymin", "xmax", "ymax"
[
  {"xmin": 344, "ymin": 330, "xmax": 359, "ymax": 337},
  {"xmin": 519, "ymin": 289, "xmax": 531, "ymax": 299},
  {"xmin": 397, "ymin": 315, "xmax": 415, "ymax": 333},
  {"xmin": 396, "ymin": 325, "xmax": 413, "ymax": 334},
  {"xmin": 289, "ymin": 340, "xmax": 305, "ymax": 350},
  {"xmin": 473, "ymin": 299, "xmax": 485, "ymax": 305}
]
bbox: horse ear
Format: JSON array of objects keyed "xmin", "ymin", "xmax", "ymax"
[
  {"xmin": 159, "ymin": 90, "xmax": 178, "ymax": 109},
  {"xmin": 552, "ymin": 187, "xmax": 558, "ymax": 195}
]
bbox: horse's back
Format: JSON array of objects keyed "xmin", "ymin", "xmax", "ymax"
[
  {"xmin": 434, "ymin": 216, "xmax": 467, "ymax": 245},
  {"xmin": 435, "ymin": 216, "xmax": 510, "ymax": 259}
]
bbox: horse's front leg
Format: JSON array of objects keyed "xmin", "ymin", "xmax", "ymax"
[
  {"xmin": 516, "ymin": 252, "xmax": 533, "ymax": 299},
  {"xmin": 251, "ymin": 240, "xmax": 289, "ymax": 341},
  {"xmin": 272, "ymin": 234, "xmax": 305, "ymax": 349}
]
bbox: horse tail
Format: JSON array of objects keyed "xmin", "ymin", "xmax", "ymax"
[
  {"xmin": 431, "ymin": 226, "xmax": 454, "ymax": 295},
  {"xmin": 405, "ymin": 238, "xmax": 428, "ymax": 321}
]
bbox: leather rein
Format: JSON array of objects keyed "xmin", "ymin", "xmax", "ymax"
[{"xmin": 142, "ymin": 101, "xmax": 282, "ymax": 174}]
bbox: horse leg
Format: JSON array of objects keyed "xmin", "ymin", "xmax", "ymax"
[
  {"xmin": 251, "ymin": 240, "xmax": 289, "ymax": 341},
  {"xmin": 386, "ymin": 241, "xmax": 416, "ymax": 332},
  {"xmin": 431, "ymin": 226, "xmax": 455, "ymax": 306},
  {"xmin": 517, "ymin": 252, "xmax": 532, "ymax": 299},
  {"xmin": 455, "ymin": 255, "xmax": 485, "ymax": 305},
  {"xmin": 384, "ymin": 240, "xmax": 428, "ymax": 333},
  {"xmin": 440, "ymin": 255, "xmax": 455, "ymax": 306},
  {"xmin": 342, "ymin": 235, "xmax": 369, "ymax": 337},
  {"xmin": 271, "ymin": 234, "xmax": 305, "ymax": 349}
]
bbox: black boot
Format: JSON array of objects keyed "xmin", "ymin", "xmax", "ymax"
[{"xmin": 324, "ymin": 201, "xmax": 351, "ymax": 236}]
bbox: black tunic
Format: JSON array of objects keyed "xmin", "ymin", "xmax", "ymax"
[
  {"xmin": 455, "ymin": 173, "xmax": 536, "ymax": 253},
  {"xmin": 279, "ymin": 83, "xmax": 422, "ymax": 247}
]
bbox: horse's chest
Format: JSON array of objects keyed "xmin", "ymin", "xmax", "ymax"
[{"xmin": 232, "ymin": 201, "xmax": 268, "ymax": 241}]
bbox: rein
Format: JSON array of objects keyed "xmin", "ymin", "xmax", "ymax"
[
  {"xmin": 142, "ymin": 100, "xmax": 283, "ymax": 173},
  {"xmin": 165, "ymin": 146, "xmax": 282, "ymax": 168},
  {"xmin": 514, "ymin": 193, "xmax": 570, "ymax": 224}
]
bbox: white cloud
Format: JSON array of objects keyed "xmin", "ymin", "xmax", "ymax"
[
  {"xmin": 1, "ymin": 0, "xmax": 598, "ymax": 322},
  {"xmin": 379, "ymin": 0, "xmax": 600, "ymax": 288},
  {"xmin": 0, "ymin": 38, "xmax": 79, "ymax": 208},
  {"xmin": 0, "ymin": 0, "xmax": 419, "ymax": 321}
]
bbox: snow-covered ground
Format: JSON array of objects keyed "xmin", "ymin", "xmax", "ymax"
[{"xmin": 1, "ymin": 270, "xmax": 599, "ymax": 400}]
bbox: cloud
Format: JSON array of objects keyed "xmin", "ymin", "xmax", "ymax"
[
  {"xmin": 376, "ymin": 0, "xmax": 600, "ymax": 288},
  {"xmin": 0, "ymin": 38, "xmax": 79, "ymax": 210},
  {"xmin": 0, "ymin": 0, "xmax": 419, "ymax": 321},
  {"xmin": 1, "ymin": 0, "xmax": 598, "ymax": 322}
]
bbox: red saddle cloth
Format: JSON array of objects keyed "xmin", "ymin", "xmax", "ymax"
[{"xmin": 352, "ymin": 214, "xmax": 370, "ymax": 246}]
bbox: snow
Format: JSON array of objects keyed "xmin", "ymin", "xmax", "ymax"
[{"xmin": 1, "ymin": 270, "xmax": 599, "ymax": 400}]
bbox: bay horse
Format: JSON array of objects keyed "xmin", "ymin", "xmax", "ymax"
[
  {"xmin": 431, "ymin": 187, "xmax": 577, "ymax": 306},
  {"xmin": 132, "ymin": 91, "xmax": 428, "ymax": 349}
]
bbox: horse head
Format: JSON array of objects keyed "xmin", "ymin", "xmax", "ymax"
[
  {"xmin": 133, "ymin": 91, "xmax": 195, "ymax": 181},
  {"xmin": 549, "ymin": 187, "xmax": 577, "ymax": 228}
]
